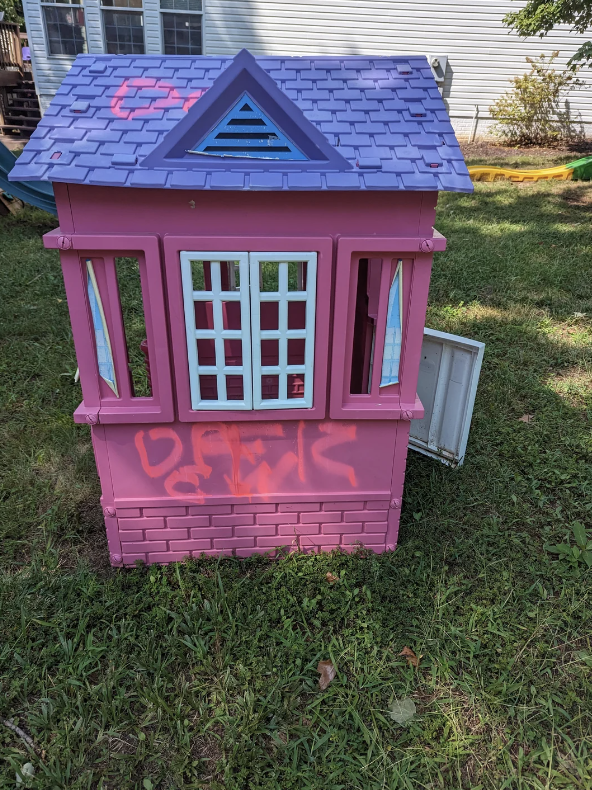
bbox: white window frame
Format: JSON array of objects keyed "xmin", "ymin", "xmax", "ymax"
[
  {"xmin": 160, "ymin": 0, "xmax": 203, "ymax": 56},
  {"xmin": 41, "ymin": 0, "xmax": 88, "ymax": 58},
  {"xmin": 100, "ymin": 0, "xmax": 145, "ymax": 56},
  {"xmin": 181, "ymin": 252, "xmax": 252, "ymax": 411},
  {"xmin": 249, "ymin": 252, "xmax": 316, "ymax": 410},
  {"xmin": 180, "ymin": 251, "xmax": 317, "ymax": 412}
]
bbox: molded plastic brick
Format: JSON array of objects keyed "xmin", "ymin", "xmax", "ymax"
[
  {"xmin": 323, "ymin": 501, "xmax": 364, "ymax": 511},
  {"xmin": 144, "ymin": 528, "xmax": 189, "ymax": 541},
  {"xmin": 233, "ymin": 504, "xmax": 276, "ymax": 514},
  {"xmin": 211, "ymin": 514, "xmax": 254, "ymax": 527},
  {"xmin": 190, "ymin": 527, "xmax": 232, "ymax": 539},
  {"xmin": 364, "ymin": 522, "xmax": 388, "ymax": 533},
  {"xmin": 300, "ymin": 511, "xmax": 341, "ymax": 524},
  {"xmin": 122, "ymin": 540, "xmax": 167, "ymax": 553},
  {"xmin": 143, "ymin": 507, "xmax": 186, "ymax": 517},
  {"xmin": 235, "ymin": 524, "xmax": 277, "ymax": 537},
  {"xmin": 117, "ymin": 508, "xmax": 141, "ymax": 518},
  {"xmin": 122, "ymin": 553, "xmax": 147, "ymax": 564},
  {"xmin": 121, "ymin": 517, "xmax": 165, "ymax": 531},
  {"xmin": 256, "ymin": 535, "xmax": 295, "ymax": 547},
  {"xmin": 344, "ymin": 510, "xmax": 388, "ymax": 522},
  {"xmin": 168, "ymin": 516, "xmax": 209, "ymax": 529},
  {"xmin": 321, "ymin": 522, "xmax": 363, "ymax": 534},
  {"xmin": 343, "ymin": 533, "xmax": 388, "ymax": 544},
  {"xmin": 169, "ymin": 539, "xmax": 212, "ymax": 551},
  {"xmin": 213, "ymin": 537, "xmax": 254, "ymax": 549},
  {"xmin": 278, "ymin": 524, "xmax": 319, "ymax": 536},
  {"xmin": 189, "ymin": 505, "xmax": 231, "ymax": 515},
  {"xmin": 278, "ymin": 503, "xmax": 320, "ymax": 512},
  {"xmin": 119, "ymin": 530, "xmax": 144, "ymax": 541},
  {"xmin": 257, "ymin": 512, "xmax": 297, "ymax": 525},
  {"xmin": 365, "ymin": 500, "xmax": 390, "ymax": 509},
  {"xmin": 302, "ymin": 535, "xmax": 341, "ymax": 546}
]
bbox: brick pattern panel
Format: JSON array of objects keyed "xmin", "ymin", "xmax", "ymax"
[{"xmin": 117, "ymin": 500, "xmax": 393, "ymax": 565}]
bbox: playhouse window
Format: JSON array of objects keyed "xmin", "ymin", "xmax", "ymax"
[
  {"xmin": 180, "ymin": 252, "xmax": 317, "ymax": 411},
  {"xmin": 331, "ymin": 251, "xmax": 409, "ymax": 418}
]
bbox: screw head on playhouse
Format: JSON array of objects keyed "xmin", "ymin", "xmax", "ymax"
[{"xmin": 10, "ymin": 49, "xmax": 472, "ymax": 565}]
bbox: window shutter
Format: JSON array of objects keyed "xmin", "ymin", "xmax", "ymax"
[
  {"xmin": 249, "ymin": 253, "xmax": 316, "ymax": 409},
  {"xmin": 180, "ymin": 252, "xmax": 252, "ymax": 410}
]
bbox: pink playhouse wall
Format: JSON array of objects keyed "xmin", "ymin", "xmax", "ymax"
[{"xmin": 46, "ymin": 183, "xmax": 444, "ymax": 565}]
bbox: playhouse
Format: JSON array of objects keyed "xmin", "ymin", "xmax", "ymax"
[{"xmin": 10, "ymin": 50, "xmax": 473, "ymax": 566}]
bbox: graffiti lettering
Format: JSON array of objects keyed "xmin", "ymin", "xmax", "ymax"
[
  {"xmin": 135, "ymin": 427, "xmax": 183, "ymax": 479},
  {"xmin": 135, "ymin": 421, "xmax": 357, "ymax": 502}
]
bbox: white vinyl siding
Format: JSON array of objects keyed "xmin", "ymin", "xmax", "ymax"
[
  {"xmin": 202, "ymin": 0, "xmax": 592, "ymax": 137},
  {"xmin": 249, "ymin": 253, "xmax": 316, "ymax": 410},
  {"xmin": 22, "ymin": 0, "xmax": 592, "ymax": 134},
  {"xmin": 181, "ymin": 252, "xmax": 252, "ymax": 411}
]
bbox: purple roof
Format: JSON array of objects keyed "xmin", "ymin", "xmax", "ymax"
[{"xmin": 10, "ymin": 49, "xmax": 473, "ymax": 193}]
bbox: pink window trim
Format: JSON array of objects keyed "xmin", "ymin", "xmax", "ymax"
[
  {"xmin": 330, "ymin": 237, "xmax": 439, "ymax": 421},
  {"xmin": 163, "ymin": 235, "xmax": 333, "ymax": 423},
  {"xmin": 46, "ymin": 233, "xmax": 174, "ymax": 424}
]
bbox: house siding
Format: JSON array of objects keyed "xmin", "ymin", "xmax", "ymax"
[{"xmin": 22, "ymin": 0, "xmax": 592, "ymax": 138}]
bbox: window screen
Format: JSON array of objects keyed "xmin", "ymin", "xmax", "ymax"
[{"xmin": 180, "ymin": 252, "xmax": 317, "ymax": 411}]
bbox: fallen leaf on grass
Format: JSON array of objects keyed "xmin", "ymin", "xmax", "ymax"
[
  {"xmin": 399, "ymin": 646, "xmax": 420, "ymax": 667},
  {"xmin": 317, "ymin": 660, "xmax": 336, "ymax": 690},
  {"xmin": 518, "ymin": 414, "xmax": 534, "ymax": 423},
  {"xmin": 326, "ymin": 572, "xmax": 339, "ymax": 584},
  {"xmin": 389, "ymin": 698, "xmax": 416, "ymax": 726}
]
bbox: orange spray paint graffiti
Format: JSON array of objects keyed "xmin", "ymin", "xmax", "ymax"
[
  {"xmin": 110, "ymin": 78, "xmax": 207, "ymax": 120},
  {"xmin": 134, "ymin": 421, "xmax": 358, "ymax": 502}
]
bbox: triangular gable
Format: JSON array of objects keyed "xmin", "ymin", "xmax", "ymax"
[
  {"xmin": 142, "ymin": 49, "xmax": 350, "ymax": 170},
  {"xmin": 188, "ymin": 92, "xmax": 307, "ymax": 160}
]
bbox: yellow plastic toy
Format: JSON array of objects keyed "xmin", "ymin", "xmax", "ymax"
[{"xmin": 468, "ymin": 156, "xmax": 592, "ymax": 183}]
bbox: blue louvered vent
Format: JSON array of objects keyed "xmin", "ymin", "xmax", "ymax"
[{"xmin": 188, "ymin": 92, "xmax": 307, "ymax": 160}]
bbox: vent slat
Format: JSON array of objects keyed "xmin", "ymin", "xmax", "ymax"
[{"xmin": 188, "ymin": 91, "xmax": 307, "ymax": 161}]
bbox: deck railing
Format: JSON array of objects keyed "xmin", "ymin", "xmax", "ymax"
[{"xmin": 0, "ymin": 22, "xmax": 23, "ymax": 72}]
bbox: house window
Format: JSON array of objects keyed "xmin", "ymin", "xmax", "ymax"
[
  {"xmin": 180, "ymin": 252, "xmax": 317, "ymax": 411},
  {"xmin": 160, "ymin": 0, "xmax": 202, "ymax": 55},
  {"xmin": 101, "ymin": 0, "xmax": 145, "ymax": 55},
  {"xmin": 42, "ymin": 0, "xmax": 88, "ymax": 56}
]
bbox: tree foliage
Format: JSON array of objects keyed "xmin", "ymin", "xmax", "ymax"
[
  {"xmin": 0, "ymin": 0, "xmax": 25, "ymax": 28},
  {"xmin": 504, "ymin": 0, "xmax": 592, "ymax": 65},
  {"xmin": 490, "ymin": 52, "xmax": 583, "ymax": 144}
]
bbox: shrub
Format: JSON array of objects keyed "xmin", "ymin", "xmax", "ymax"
[{"xmin": 490, "ymin": 52, "xmax": 583, "ymax": 145}]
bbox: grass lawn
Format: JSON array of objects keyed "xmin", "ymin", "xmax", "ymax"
[{"xmin": 1, "ymin": 162, "xmax": 592, "ymax": 789}]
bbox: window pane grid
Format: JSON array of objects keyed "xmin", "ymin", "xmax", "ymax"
[
  {"xmin": 250, "ymin": 254, "xmax": 317, "ymax": 410},
  {"xmin": 161, "ymin": 11, "xmax": 202, "ymax": 55},
  {"xmin": 43, "ymin": 6, "xmax": 87, "ymax": 56},
  {"xmin": 103, "ymin": 9, "xmax": 144, "ymax": 55},
  {"xmin": 181, "ymin": 253, "xmax": 252, "ymax": 411}
]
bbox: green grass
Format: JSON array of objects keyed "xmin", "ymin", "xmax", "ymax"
[{"xmin": 1, "ymin": 169, "xmax": 592, "ymax": 788}]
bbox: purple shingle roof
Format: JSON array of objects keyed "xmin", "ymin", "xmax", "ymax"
[{"xmin": 10, "ymin": 50, "xmax": 473, "ymax": 193}]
